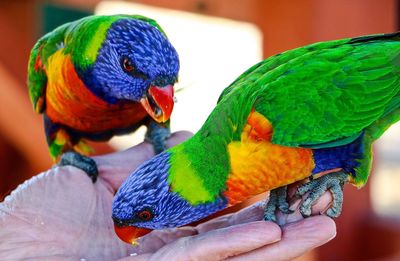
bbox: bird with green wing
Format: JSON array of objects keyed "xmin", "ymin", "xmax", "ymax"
[
  {"xmin": 112, "ymin": 32, "xmax": 400, "ymax": 244},
  {"xmin": 27, "ymin": 15, "xmax": 179, "ymax": 182}
]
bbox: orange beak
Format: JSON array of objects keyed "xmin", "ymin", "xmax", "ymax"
[
  {"xmin": 140, "ymin": 84, "xmax": 174, "ymax": 123},
  {"xmin": 114, "ymin": 224, "xmax": 152, "ymax": 245}
]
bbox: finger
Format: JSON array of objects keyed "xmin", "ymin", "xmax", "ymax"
[
  {"xmin": 146, "ymin": 221, "xmax": 281, "ymax": 261},
  {"xmin": 228, "ymin": 216, "xmax": 336, "ymax": 261},
  {"xmin": 197, "ymin": 189, "xmax": 332, "ymax": 233},
  {"xmin": 121, "ymin": 190, "xmax": 333, "ymax": 260},
  {"xmin": 228, "ymin": 201, "xmax": 265, "ymax": 225},
  {"xmin": 97, "ymin": 131, "xmax": 192, "ymax": 192},
  {"xmin": 135, "ymin": 227, "xmax": 198, "ymax": 254},
  {"xmin": 195, "ymin": 201, "xmax": 265, "ymax": 233}
]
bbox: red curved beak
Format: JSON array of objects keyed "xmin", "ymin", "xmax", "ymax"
[
  {"xmin": 114, "ymin": 224, "xmax": 152, "ymax": 245},
  {"xmin": 140, "ymin": 84, "xmax": 174, "ymax": 123}
]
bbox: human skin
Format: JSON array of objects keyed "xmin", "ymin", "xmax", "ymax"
[{"xmin": 0, "ymin": 131, "xmax": 336, "ymax": 261}]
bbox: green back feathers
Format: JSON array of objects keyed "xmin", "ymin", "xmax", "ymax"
[
  {"xmin": 247, "ymin": 33, "xmax": 400, "ymax": 185},
  {"xmin": 218, "ymin": 38, "xmax": 350, "ymax": 103},
  {"xmin": 27, "ymin": 14, "xmax": 166, "ymax": 113},
  {"xmin": 168, "ymin": 32, "xmax": 400, "ymax": 201},
  {"xmin": 254, "ymin": 36, "xmax": 400, "ymax": 148}
]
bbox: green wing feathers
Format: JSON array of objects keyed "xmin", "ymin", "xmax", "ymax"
[
  {"xmin": 211, "ymin": 32, "xmax": 400, "ymax": 187},
  {"xmin": 192, "ymin": 32, "xmax": 400, "ymax": 190},
  {"xmin": 27, "ymin": 37, "xmax": 48, "ymax": 113},
  {"xmin": 218, "ymin": 38, "xmax": 349, "ymax": 104},
  {"xmin": 252, "ymin": 33, "xmax": 400, "ymax": 148},
  {"xmin": 27, "ymin": 22, "xmax": 70, "ymax": 113}
]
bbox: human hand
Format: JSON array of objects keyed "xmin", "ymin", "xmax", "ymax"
[
  {"xmin": 123, "ymin": 200, "xmax": 336, "ymax": 261},
  {"xmin": 0, "ymin": 131, "xmax": 191, "ymax": 260},
  {"xmin": 0, "ymin": 131, "xmax": 336, "ymax": 261}
]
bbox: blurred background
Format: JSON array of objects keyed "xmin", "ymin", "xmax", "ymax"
[{"xmin": 0, "ymin": 0, "xmax": 399, "ymax": 260}]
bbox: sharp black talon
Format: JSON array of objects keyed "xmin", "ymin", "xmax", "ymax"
[{"xmin": 59, "ymin": 151, "xmax": 98, "ymax": 183}]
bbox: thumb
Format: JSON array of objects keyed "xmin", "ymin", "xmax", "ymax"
[{"xmin": 136, "ymin": 221, "xmax": 281, "ymax": 261}]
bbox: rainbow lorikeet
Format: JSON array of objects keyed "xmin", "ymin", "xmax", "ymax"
[
  {"xmin": 27, "ymin": 15, "xmax": 179, "ymax": 181},
  {"xmin": 112, "ymin": 32, "xmax": 400, "ymax": 244}
]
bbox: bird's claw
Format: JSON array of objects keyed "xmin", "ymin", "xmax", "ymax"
[
  {"xmin": 145, "ymin": 121, "xmax": 171, "ymax": 154},
  {"xmin": 296, "ymin": 171, "xmax": 348, "ymax": 218},
  {"xmin": 59, "ymin": 151, "xmax": 98, "ymax": 183},
  {"xmin": 264, "ymin": 186, "xmax": 293, "ymax": 223}
]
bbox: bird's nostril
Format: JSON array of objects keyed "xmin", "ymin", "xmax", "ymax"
[
  {"xmin": 152, "ymin": 76, "xmax": 175, "ymax": 87},
  {"xmin": 153, "ymin": 78, "xmax": 164, "ymax": 86},
  {"xmin": 112, "ymin": 216, "xmax": 125, "ymax": 226}
]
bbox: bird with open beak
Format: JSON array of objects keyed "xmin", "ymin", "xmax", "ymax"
[{"xmin": 27, "ymin": 15, "xmax": 179, "ymax": 182}]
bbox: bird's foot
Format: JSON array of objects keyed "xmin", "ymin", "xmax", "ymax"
[
  {"xmin": 264, "ymin": 186, "xmax": 293, "ymax": 223},
  {"xmin": 59, "ymin": 151, "xmax": 98, "ymax": 183},
  {"xmin": 296, "ymin": 171, "xmax": 348, "ymax": 218},
  {"xmin": 145, "ymin": 121, "xmax": 171, "ymax": 154}
]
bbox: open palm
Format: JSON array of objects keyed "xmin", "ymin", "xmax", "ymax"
[{"xmin": 0, "ymin": 131, "xmax": 336, "ymax": 261}]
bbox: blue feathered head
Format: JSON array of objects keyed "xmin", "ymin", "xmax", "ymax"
[
  {"xmin": 85, "ymin": 17, "xmax": 179, "ymax": 123},
  {"xmin": 112, "ymin": 152, "xmax": 227, "ymax": 244}
]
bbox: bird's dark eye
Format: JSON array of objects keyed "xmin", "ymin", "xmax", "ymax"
[
  {"xmin": 122, "ymin": 57, "xmax": 135, "ymax": 73},
  {"xmin": 137, "ymin": 209, "xmax": 153, "ymax": 221},
  {"xmin": 121, "ymin": 56, "xmax": 148, "ymax": 80}
]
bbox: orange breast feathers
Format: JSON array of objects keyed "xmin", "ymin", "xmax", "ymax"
[
  {"xmin": 225, "ymin": 110, "xmax": 315, "ymax": 205},
  {"xmin": 45, "ymin": 50, "xmax": 148, "ymax": 133}
]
